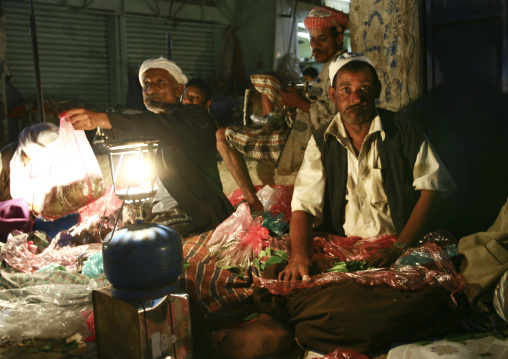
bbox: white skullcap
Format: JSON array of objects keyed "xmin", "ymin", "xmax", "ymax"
[
  {"xmin": 329, "ymin": 52, "xmax": 375, "ymax": 85},
  {"xmin": 138, "ymin": 57, "xmax": 188, "ymax": 86}
]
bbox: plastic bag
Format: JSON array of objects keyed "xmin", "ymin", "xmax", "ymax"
[
  {"xmin": 256, "ymin": 185, "xmax": 282, "ymax": 213},
  {"xmin": 228, "ymin": 184, "xmax": 293, "ymax": 222},
  {"xmin": 40, "ymin": 114, "xmax": 105, "ymax": 220},
  {"xmin": 311, "ymin": 348, "xmax": 369, "ymax": 359},
  {"xmin": 311, "ymin": 233, "xmax": 396, "ymax": 262},
  {"xmin": 262, "ymin": 212, "xmax": 288, "ymax": 235},
  {"xmin": 1, "ymin": 230, "xmax": 102, "ymax": 273},
  {"xmin": 0, "ymin": 284, "xmax": 93, "ymax": 344},
  {"xmin": 254, "ymin": 242, "xmax": 464, "ymax": 302},
  {"xmin": 78, "ymin": 185, "xmax": 124, "ymax": 220},
  {"xmin": 207, "ymin": 202, "xmax": 271, "ymax": 271},
  {"xmin": 82, "ymin": 251, "xmax": 104, "ymax": 278}
]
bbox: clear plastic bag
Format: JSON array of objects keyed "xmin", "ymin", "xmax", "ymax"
[
  {"xmin": 0, "ymin": 284, "xmax": 94, "ymax": 344},
  {"xmin": 1, "ymin": 230, "xmax": 102, "ymax": 273},
  {"xmin": 40, "ymin": 114, "xmax": 105, "ymax": 220}
]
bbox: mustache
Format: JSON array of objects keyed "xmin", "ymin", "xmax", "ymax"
[
  {"xmin": 144, "ymin": 95, "xmax": 161, "ymax": 101},
  {"xmin": 310, "ymin": 49, "xmax": 325, "ymax": 59},
  {"xmin": 346, "ymin": 102, "xmax": 366, "ymax": 111}
]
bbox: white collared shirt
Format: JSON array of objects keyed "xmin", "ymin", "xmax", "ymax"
[{"xmin": 291, "ymin": 112, "xmax": 457, "ymax": 238}]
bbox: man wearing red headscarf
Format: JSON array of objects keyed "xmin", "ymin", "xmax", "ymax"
[{"xmin": 216, "ymin": 6, "xmax": 348, "ymax": 212}]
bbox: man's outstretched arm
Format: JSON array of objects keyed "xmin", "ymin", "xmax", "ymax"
[
  {"xmin": 66, "ymin": 108, "xmax": 111, "ymax": 130},
  {"xmin": 278, "ymin": 210, "xmax": 315, "ymax": 281}
]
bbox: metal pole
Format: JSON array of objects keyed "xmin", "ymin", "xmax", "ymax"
[
  {"xmin": 166, "ymin": 33, "xmax": 172, "ymax": 59},
  {"xmin": 29, "ymin": 0, "xmax": 45, "ymax": 122}
]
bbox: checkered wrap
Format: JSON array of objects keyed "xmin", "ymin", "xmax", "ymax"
[
  {"xmin": 250, "ymin": 74, "xmax": 284, "ymax": 113},
  {"xmin": 304, "ymin": 6, "xmax": 348, "ymax": 32},
  {"xmin": 179, "ymin": 230, "xmax": 253, "ymax": 315},
  {"xmin": 225, "ymin": 122, "xmax": 290, "ymax": 163}
]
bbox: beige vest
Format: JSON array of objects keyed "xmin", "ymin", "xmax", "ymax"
[
  {"xmin": 276, "ymin": 50, "xmax": 346, "ymax": 175},
  {"xmin": 458, "ymin": 197, "xmax": 508, "ymax": 313}
]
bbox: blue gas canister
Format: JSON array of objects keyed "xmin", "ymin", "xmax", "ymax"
[{"xmin": 102, "ymin": 222, "xmax": 183, "ymax": 300}]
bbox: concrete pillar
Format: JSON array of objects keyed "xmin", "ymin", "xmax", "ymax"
[{"xmin": 349, "ymin": 0, "xmax": 421, "ymax": 114}]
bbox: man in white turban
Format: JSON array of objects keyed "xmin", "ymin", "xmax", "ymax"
[{"xmin": 67, "ymin": 57, "xmax": 233, "ymax": 236}]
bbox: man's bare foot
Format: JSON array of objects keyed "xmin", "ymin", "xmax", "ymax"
[{"xmin": 212, "ymin": 313, "xmax": 293, "ymax": 359}]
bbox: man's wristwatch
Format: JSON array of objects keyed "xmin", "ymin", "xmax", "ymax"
[{"xmin": 392, "ymin": 241, "xmax": 409, "ymax": 252}]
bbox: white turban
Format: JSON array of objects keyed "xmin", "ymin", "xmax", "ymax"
[
  {"xmin": 138, "ymin": 57, "xmax": 188, "ymax": 86},
  {"xmin": 10, "ymin": 121, "xmax": 60, "ymax": 208},
  {"xmin": 329, "ymin": 52, "xmax": 375, "ymax": 85}
]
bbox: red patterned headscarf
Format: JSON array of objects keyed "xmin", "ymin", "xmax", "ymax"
[{"xmin": 304, "ymin": 6, "xmax": 348, "ymax": 33}]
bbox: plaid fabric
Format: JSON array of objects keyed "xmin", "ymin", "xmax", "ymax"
[
  {"xmin": 145, "ymin": 205, "xmax": 196, "ymax": 237},
  {"xmin": 250, "ymin": 74, "xmax": 283, "ymax": 113},
  {"xmin": 225, "ymin": 123, "xmax": 290, "ymax": 163},
  {"xmin": 180, "ymin": 230, "xmax": 253, "ymax": 316},
  {"xmin": 0, "ymin": 270, "xmax": 109, "ymax": 292}
]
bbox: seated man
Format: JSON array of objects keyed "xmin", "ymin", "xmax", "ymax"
[
  {"xmin": 216, "ymin": 6, "xmax": 348, "ymax": 212},
  {"xmin": 67, "ymin": 57, "xmax": 234, "ymax": 237},
  {"xmin": 212, "ymin": 53, "xmax": 459, "ymax": 358},
  {"xmin": 182, "ymin": 78, "xmax": 213, "ymax": 110}
]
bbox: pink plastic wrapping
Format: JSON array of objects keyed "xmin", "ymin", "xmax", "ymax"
[
  {"xmin": 254, "ymin": 242, "xmax": 464, "ymax": 304},
  {"xmin": 312, "ymin": 348, "xmax": 369, "ymax": 359},
  {"xmin": 1, "ymin": 230, "xmax": 102, "ymax": 273},
  {"xmin": 78, "ymin": 185, "xmax": 124, "ymax": 220},
  {"xmin": 207, "ymin": 202, "xmax": 275, "ymax": 270},
  {"xmin": 40, "ymin": 114, "xmax": 105, "ymax": 220}
]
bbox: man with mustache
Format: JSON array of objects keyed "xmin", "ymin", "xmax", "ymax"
[
  {"xmin": 212, "ymin": 53, "xmax": 459, "ymax": 359},
  {"xmin": 216, "ymin": 6, "xmax": 347, "ymax": 212},
  {"xmin": 67, "ymin": 57, "xmax": 234, "ymax": 236},
  {"xmin": 282, "ymin": 52, "xmax": 457, "ymax": 279}
]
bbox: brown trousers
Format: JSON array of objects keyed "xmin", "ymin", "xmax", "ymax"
[{"xmin": 253, "ymin": 279, "xmax": 462, "ymax": 356}]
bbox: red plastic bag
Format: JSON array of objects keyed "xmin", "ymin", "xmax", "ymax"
[
  {"xmin": 40, "ymin": 114, "xmax": 105, "ymax": 220},
  {"xmin": 311, "ymin": 233, "xmax": 396, "ymax": 262},
  {"xmin": 228, "ymin": 184, "xmax": 294, "ymax": 222},
  {"xmin": 254, "ymin": 242, "xmax": 464, "ymax": 302}
]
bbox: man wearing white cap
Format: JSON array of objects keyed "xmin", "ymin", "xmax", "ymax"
[
  {"xmin": 216, "ymin": 6, "xmax": 348, "ymax": 212},
  {"xmin": 67, "ymin": 57, "xmax": 234, "ymax": 235},
  {"xmin": 281, "ymin": 52, "xmax": 457, "ymax": 280},
  {"xmin": 212, "ymin": 52, "xmax": 459, "ymax": 359}
]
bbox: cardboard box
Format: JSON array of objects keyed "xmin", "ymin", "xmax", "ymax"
[{"xmin": 93, "ymin": 287, "xmax": 192, "ymax": 359}]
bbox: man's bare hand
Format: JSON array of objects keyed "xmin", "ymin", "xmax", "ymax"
[
  {"xmin": 365, "ymin": 245, "xmax": 404, "ymax": 268},
  {"xmin": 278, "ymin": 255, "xmax": 311, "ymax": 282},
  {"xmin": 280, "ymin": 88, "xmax": 310, "ymax": 113},
  {"xmin": 65, "ymin": 108, "xmax": 111, "ymax": 131}
]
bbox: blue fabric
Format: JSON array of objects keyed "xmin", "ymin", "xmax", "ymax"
[{"xmin": 34, "ymin": 212, "xmax": 80, "ymax": 239}]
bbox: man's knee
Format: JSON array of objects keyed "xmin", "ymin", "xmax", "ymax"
[
  {"xmin": 216, "ymin": 127, "xmax": 227, "ymax": 143},
  {"xmin": 216, "ymin": 127, "xmax": 232, "ymax": 154}
]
